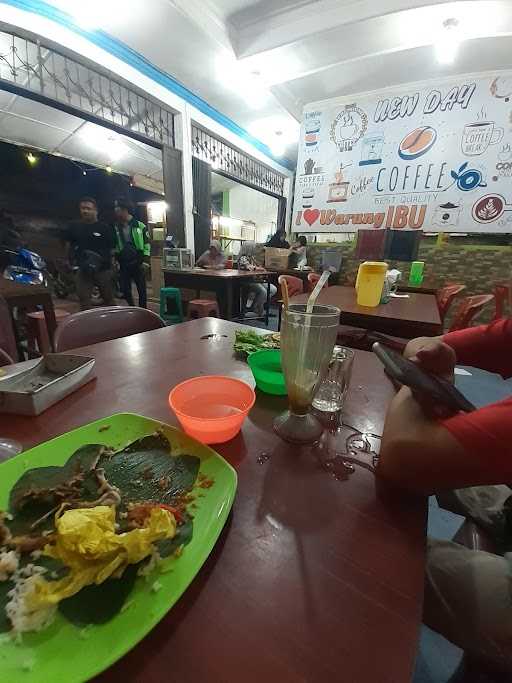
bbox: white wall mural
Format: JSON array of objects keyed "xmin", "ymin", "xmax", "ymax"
[{"xmin": 294, "ymin": 71, "xmax": 512, "ymax": 233}]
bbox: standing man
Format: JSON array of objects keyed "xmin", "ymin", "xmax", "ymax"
[
  {"xmin": 67, "ymin": 197, "xmax": 116, "ymax": 310},
  {"xmin": 113, "ymin": 199, "xmax": 150, "ymax": 308}
]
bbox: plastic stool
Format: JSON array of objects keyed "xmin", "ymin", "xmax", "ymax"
[
  {"xmin": 188, "ymin": 299, "xmax": 220, "ymax": 319},
  {"xmin": 160, "ymin": 287, "xmax": 184, "ymax": 325},
  {"xmin": 27, "ymin": 309, "xmax": 70, "ymax": 354}
]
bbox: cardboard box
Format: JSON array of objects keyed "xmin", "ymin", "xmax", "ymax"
[{"xmin": 264, "ymin": 247, "xmax": 290, "ymax": 270}]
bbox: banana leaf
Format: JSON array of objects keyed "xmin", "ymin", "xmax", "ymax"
[{"xmin": 0, "ymin": 434, "xmax": 200, "ymax": 632}]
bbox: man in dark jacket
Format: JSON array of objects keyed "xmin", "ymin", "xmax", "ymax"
[
  {"xmin": 266, "ymin": 228, "xmax": 290, "ymax": 249},
  {"xmin": 114, "ymin": 200, "xmax": 150, "ymax": 308},
  {"xmin": 67, "ymin": 197, "xmax": 116, "ymax": 310}
]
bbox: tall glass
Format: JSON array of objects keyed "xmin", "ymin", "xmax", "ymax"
[{"xmin": 274, "ymin": 303, "xmax": 340, "ymax": 444}]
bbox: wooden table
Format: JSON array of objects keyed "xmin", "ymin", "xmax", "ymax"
[
  {"xmin": 3, "ymin": 318, "xmax": 426, "ymax": 683},
  {"xmin": 293, "ymin": 285, "xmax": 442, "ymax": 339},
  {"xmin": 163, "ymin": 268, "xmax": 275, "ymax": 322},
  {"xmin": 0, "ymin": 279, "xmax": 57, "ymax": 357}
]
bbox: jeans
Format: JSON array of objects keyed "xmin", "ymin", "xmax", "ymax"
[
  {"xmin": 76, "ymin": 269, "xmax": 114, "ymax": 311},
  {"xmin": 425, "ymin": 485, "xmax": 512, "ymax": 672},
  {"xmin": 244, "ymin": 283, "xmax": 277, "ymax": 314},
  {"xmin": 119, "ymin": 264, "xmax": 147, "ymax": 308}
]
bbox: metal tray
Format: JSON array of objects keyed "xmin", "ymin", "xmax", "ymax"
[{"xmin": 0, "ymin": 353, "xmax": 95, "ymax": 416}]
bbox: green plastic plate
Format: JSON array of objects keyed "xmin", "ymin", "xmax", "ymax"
[{"xmin": 0, "ymin": 413, "xmax": 237, "ymax": 682}]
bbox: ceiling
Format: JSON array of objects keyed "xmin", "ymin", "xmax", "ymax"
[
  {"xmin": 211, "ymin": 172, "xmax": 241, "ymax": 193},
  {"xmin": 0, "ymin": 88, "xmax": 164, "ymax": 189},
  {"xmin": 6, "ymin": 1, "xmax": 512, "ymax": 164}
]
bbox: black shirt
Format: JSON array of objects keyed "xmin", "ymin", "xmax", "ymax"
[
  {"xmin": 266, "ymin": 233, "xmax": 290, "ymax": 249},
  {"xmin": 67, "ymin": 221, "xmax": 115, "ymax": 270}
]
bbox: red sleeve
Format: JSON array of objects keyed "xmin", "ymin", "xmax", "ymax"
[
  {"xmin": 442, "ymin": 397, "xmax": 512, "ymax": 478},
  {"xmin": 443, "ymin": 318, "xmax": 512, "ymax": 379}
]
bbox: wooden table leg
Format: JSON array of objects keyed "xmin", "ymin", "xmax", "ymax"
[
  {"xmin": 265, "ymin": 278, "xmax": 270, "ymax": 327},
  {"xmin": 40, "ymin": 293, "xmax": 57, "ymax": 352},
  {"xmin": 225, "ymin": 281, "xmax": 234, "ymax": 321},
  {"xmin": 6, "ymin": 303, "xmax": 24, "ymax": 359}
]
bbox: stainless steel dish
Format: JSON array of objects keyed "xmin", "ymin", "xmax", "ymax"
[{"xmin": 0, "ymin": 354, "xmax": 95, "ymax": 415}]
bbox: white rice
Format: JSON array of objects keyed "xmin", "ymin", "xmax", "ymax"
[
  {"xmin": 0, "ymin": 550, "xmax": 19, "ymax": 581},
  {"xmin": 5, "ymin": 564, "xmax": 57, "ymax": 634}
]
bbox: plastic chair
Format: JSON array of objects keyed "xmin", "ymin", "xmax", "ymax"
[
  {"xmin": 448, "ymin": 294, "xmax": 495, "ymax": 333},
  {"xmin": 27, "ymin": 309, "xmax": 70, "ymax": 355},
  {"xmin": 307, "ymin": 272, "xmax": 330, "ymax": 293},
  {"xmin": 278, "ymin": 275, "xmax": 304, "ymax": 298},
  {"xmin": 277, "ymin": 275, "xmax": 304, "ymax": 330},
  {"xmin": 54, "ymin": 306, "xmax": 166, "ymax": 352},
  {"xmin": 0, "ymin": 347, "xmax": 13, "ymax": 367},
  {"xmin": 159, "ymin": 287, "xmax": 184, "ymax": 325},
  {"xmin": 188, "ymin": 299, "xmax": 220, "ymax": 319},
  {"xmin": 436, "ymin": 284, "xmax": 466, "ymax": 322},
  {"xmin": 0, "ymin": 295, "xmax": 17, "ymax": 362},
  {"xmin": 493, "ymin": 284, "xmax": 510, "ymax": 320}
]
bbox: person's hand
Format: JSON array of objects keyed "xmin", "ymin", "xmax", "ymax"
[
  {"xmin": 404, "ymin": 337, "xmax": 456, "ymax": 382},
  {"xmin": 403, "ymin": 337, "xmax": 458, "ymax": 419}
]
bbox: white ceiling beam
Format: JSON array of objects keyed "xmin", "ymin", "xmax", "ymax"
[
  {"xmin": 167, "ymin": 0, "xmax": 235, "ymax": 55},
  {"xmin": 231, "ymin": 0, "xmax": 486, "ymax": 58}
]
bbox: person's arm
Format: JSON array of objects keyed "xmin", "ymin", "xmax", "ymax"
[
  {"xmin": 405, "ymin": 319, "xmax": 512, "ymax": 379},
  {"xmin": 141, "ymin": 222, "xmax": 151, "ymax": 259},
  {"xmin": 66, "ymin": 225, "xmax": 78, "ymax": 265},
  {"xmin": 195, "ymin": 251, "xmax": 208, "ymax": 268},
  {"xmin": 106, "ymin": 225, "xmax": 116, "ymax": 265},
  {"xmin": 377, "ymin": 387, "xmax": 508, "ymax": 494},
  {"xmin": 444, "ymin": 318, "xmax": 512, "ymax": 379}
]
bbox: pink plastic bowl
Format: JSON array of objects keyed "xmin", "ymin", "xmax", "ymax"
[{"xmin": 169, "ymin": 375, "xmax": 256, "ymax": 444}]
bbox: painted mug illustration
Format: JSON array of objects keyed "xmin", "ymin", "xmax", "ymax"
[{"xmin": 461, "ymin": 121, "xmax": 504, "ymax": 156}]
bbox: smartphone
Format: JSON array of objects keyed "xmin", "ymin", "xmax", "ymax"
[{"xmin": 372, "ymin": 342, "xmax": 476, "ymax": 413}]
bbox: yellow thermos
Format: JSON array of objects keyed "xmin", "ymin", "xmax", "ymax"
[{"xmin": 355, "ymin": 261, "xmax": 388, "ymax": 307}]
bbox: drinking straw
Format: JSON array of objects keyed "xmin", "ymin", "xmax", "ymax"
[
  {"xmin": 306, "ymin": 271, "xmax": 330, "ymax": 313},
  {"xmin": 297, "ymin": 271, "xmax": 331, "ymax": 387}
]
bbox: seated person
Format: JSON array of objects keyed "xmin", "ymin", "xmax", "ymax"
[
  {"xmin": 195, "ymin": 240, "xmax": 225, "ymax": 270},
  {"xmin": 377, "ymin": 318, "xmax": 512, "ymax": 673},
  {"xmin": 290, "ymin": 235, "xmax": 307, "ymax": 268},
  {"xmin": 266, "ymin": 228, "xmax": 290, "ymax": 249},
  {"xmin": 238, "ymin": 242, "xmax": 277, "ymax": 316}
]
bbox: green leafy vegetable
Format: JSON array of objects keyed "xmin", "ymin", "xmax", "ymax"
[
  {"xmin": 233, "ymin": 330, "xmax": 280, "ymax": 358},
  {"xmin": 58, "ymin": 564, "xmax": 139, "ymax": 626}
]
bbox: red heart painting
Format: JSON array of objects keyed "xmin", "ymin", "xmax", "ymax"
[{"xmin": 303, "ymin": 209, "xmax": 320, "ymax": 226}]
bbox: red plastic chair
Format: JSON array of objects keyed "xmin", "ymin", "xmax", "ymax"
[
  {"xmin": 448, "ymin": 295, "xmax": 495, "ymax": 333},
  {"xmin": 54, "ymin": 306, "xmax": 166, "ymax": 352},
  {"xmin": 307, "ymin": 272, "xmax": 330, "ymax": 293},
  {"xmin": 0, "ymin": 295, "xmax": 17, "ymax": 363},
  {"xmin": 436, "ymin": 284, "xmax": 466, "ymax": 322},
  {"xmin": 27, "ymin": 309, "xmax": 70, "ymax": 355},
  {"xmin": 278, "ymin": 274, "xmax": 304, "ymax": 298},
  {"xmin": 277, "ymin": 275, "xmax": 304, "ymax": 330},
  {"xmin": 493, "ymin": 284, "xmax": 510, "ymax": 320}
]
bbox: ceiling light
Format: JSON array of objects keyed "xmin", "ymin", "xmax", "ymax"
[
  {"xmin": 81, "ymin": 124, "xmax": 128, "ymax": 162},
  {"xmin": 106, "ymin": 166, "xmax": 112, "ymax": 174},
  {"xmin": 435, "ymin": 18, "xmax": 460, "ymax": 65},
  {"xmin": 215, "ymin": 55, "xmax": 269, "ymax": 110},
  {"xmin": 26, "ymin": 152, "xmax": 37, "ymax": 165},
  {"xmin": 248, "ymin": 116, "xmax": 300, "ymax": 157}
]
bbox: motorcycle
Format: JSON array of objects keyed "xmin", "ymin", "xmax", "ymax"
[{"xmin": 1, "ymin": 246, "xmax": 50, "ymax": 287}]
